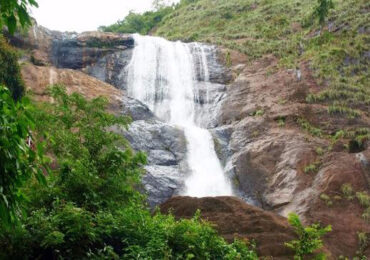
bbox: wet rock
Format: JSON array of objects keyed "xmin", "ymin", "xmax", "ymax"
[
  {"xmin": 194, "ymin": 82, "xmax": 226, "ymax": 128},
  {"xmin": 210, "ymin": 124, "xmax": 233, "ymax": 167},
  {"xmin": 85, "ymin": 49, "xmax": 133, "ymax": 89},
  {"xmin": 143, "ymin": 166, "xmax": 184, "ymax": 207},
  {"xmin": 115, "ymin": 116, "xmax": 188, "ymax": 207},
  {"xmin": 121, "ymin": 96, "xmax": 155, "ymax": 121},
  {"xmin": 51, "ymin": 32, "xmax": 134, "ymax": 70},
  {"xmin": 189, "ymin": 43, "xmax": 232, "ymax": 85},
  {"xmin": 160, "ymin": 196, "xmax": 297, "ymax": 259},
  {"xmin": 7, "ymin": 24, "xmax": 135, "ymax": 80}
]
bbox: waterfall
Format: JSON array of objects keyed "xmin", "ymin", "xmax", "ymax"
[{"xmin": 126, "ymin": 34, "xmax": 232, "ymax": 197}]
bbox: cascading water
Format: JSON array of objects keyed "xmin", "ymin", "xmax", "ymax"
[{"xmin": 126, "ymin": 34, "xmax": 232, "ymax": 197}]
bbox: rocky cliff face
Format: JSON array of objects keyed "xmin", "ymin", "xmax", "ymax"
[
  {"xmin": 217, "ymin": 53, "xmax": 370, "ymax": 257},
  {"xmin": 13, "ymin": 24, "xmax": 370, "ymax": 258}
]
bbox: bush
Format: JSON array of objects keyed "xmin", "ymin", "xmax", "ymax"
[
  {"xmin": 100, "ymin": 7, "xmax": 174, "ymax": 35},
  {"xmin": 314, "ymin": 0, "xmax": 334, "ymax": 25},
  {"xmin": 285, "ymin": 213, "xmax": 331, "ymax": 259},
  {"xmin": 0, "ymin": 37, "xmax": 25, "ymax": 100},
  {"xmin": 0, "ymin": 85, "xmax": 47, "ymax": 226}
]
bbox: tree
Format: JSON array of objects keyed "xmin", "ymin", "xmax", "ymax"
[
  {"xmin": 314, "ymin": 0, "xmax": 334, "ymax": 25},
  {"xmin": 285, "ymin": 213, "xmax": 331, "ymax": 259},
  {"xmin": 0, "ymin": 0, "xmax": 38, "ymax": 34},
  {"xmin": 152, "ymin": 0, "xmax": 167, "ymax": 10},
  {"xmin": 0, "ymin": 86, "xmax": 47, "ymax": 226},
  {"xmin": 0, "ymin": 37, "xmax": 25, "ymax": 100}
]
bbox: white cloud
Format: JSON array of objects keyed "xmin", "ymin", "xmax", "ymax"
[{"xmin": 31, "ymin": 0, "xmax": 178, "ymax": 33}]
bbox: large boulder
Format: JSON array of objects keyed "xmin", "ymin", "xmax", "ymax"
[
  {"xmin": 115, "ymin": 119, "xmax": 188, "ymax": 207},
  {"xmin": 21, "ymin": 63, "xmax": 124, "ymax": 113}
]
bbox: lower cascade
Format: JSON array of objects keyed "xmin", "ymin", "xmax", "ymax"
[{"xmin": 126, "ymin": 34, "xmax": 232, "ymax": 197}]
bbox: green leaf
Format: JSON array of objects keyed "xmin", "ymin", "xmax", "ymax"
[
  {"xmin": 17, "ymin": 5, "xmax": 30, "ymax": 27},
  {"xmin": 7, "ymin": 15, "xmax": 17, "ymax": 34}
]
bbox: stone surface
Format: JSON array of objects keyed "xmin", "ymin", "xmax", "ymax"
[
  {"xmin": 218, "ymin": 54, "xmax": 370, "ymax": 258},
  {"xmin": 8, "ymin": 23, "xmax": 134, "ymax": 81},
  {"xmin": 160, "ymin": 196, "xmax": 298, "ymax": 259},
  {"xmin": 21, "ymin": 63, "xmax": 124, "ymax": 113},
  {"xmin": 116, "ymin": 119, "xmax": 188, "ymax": 207},
  {"xmin": 50, "ymin": 31, "xmax": 134, "ymax": 70},
  {"xmin": 85, "ymin": 49, "xmax": 133, "ymax": 89}
]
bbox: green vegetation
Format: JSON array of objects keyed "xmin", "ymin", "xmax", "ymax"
[
  {"xmin": 341, "ymin": 184, "xmax": 370, "ymax": 223},
  {"xmin": 330, "ymin": 128, "xmax": 370, "ymax": 153},
  {"xmin": 0, "ymin": 0, "xmax": 38, "ymax": 34},
  {"xmin": 298, "ymin": 118, "xmax": 323, "ymax": 137},
  {"xmin": 275, "ymin": 116, "xmax": 286, "ymax": 127},
  {"xmin": 304, "ymin": 161, "xmax": 321, "ymax": 174},
  {"xmin": 314, "ymin": 0, "xmax": 334, "ymax": 25},
  {"xmin": 250, "ymin": 109, "xmax": 264, "ymax": 117},
  {"xmin": 99, "ymin": 6, "xmax": 174, "ymax": 35},
  {"xmin": 356, "ymin": 232, "xmax": 368, "ymax": 259},
  {"xmin": 0, "ymin": 86, "xmax": 47, "ymax": 225},
  {"xmin": 341, "ymin": 183, "xmax": 354, "ymax": 200},
  {"xmin": 0, "ymin": 86, "xmax": 257, "ymax": 259},
  {"xmin": 285, "ymin": 213, "xmax": 331, "ymax": 259},
  {"xmin": 315, "ymin": 147, "xmax": 324, "ymax": 156},
  {"xmin": 320, "ymin": 193, "xmax": 333, "ymax": 207},
  {"xmin": 356, "ymin": 192, "xmax": 370, "ymax": 208},
  {"xmin": 0, "ymin": 37, "xmax": 25, "ymax": 100}
]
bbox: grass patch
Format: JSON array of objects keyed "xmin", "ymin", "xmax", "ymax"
[
  {"xmin": 304, "ymin": 161, "xmax": 321, "ymax": 174},
  {"xmin": 297, "ymin": 118, "xmax": 323, "ymax": 137}
]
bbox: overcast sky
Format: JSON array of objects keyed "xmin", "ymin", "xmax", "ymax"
[{"xmin": 31, "ymin": 0, "xmax": 179, "ymax": 33}]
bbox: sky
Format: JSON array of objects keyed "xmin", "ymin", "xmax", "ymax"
[{"xmin": 31, "ymin": 0, "xmax": 179, "ymax": 33}]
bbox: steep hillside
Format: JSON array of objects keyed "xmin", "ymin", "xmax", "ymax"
[{"xmin": 156, "ymin": 0, "xmax": 369, "ymax": 125}]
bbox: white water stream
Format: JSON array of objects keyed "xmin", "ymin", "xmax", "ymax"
[{"xmin": 126, "ymin": 34, "xmax": 232, "ymax": 197}]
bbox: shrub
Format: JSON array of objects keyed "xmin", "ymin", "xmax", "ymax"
[
  {"xmin": 250, "ymin": 109, "xmax": 264, "ymax": 117},
  {"xmin": 304, "ymin": 161, "xmax": 321, "ymax": 174},
  {"xmin": 285, "ymin": 213, "xmax": 331, "ymax": 259},
  {"xmin": 0, "ymin": 37, "xmax": 25, "ymax": 100},
  {"xmin": 320, "ymin": 194, "xmax": 333, "ymax": 207},
  {"xmin": 0, "ymin": 85, "xmax": 47, "ymax": 226},
  {"xmin": 100, "ymin": 6, "xmax": 174, "ymax": 35},
  {"xmin": 356, "ymin": 192, "xmax": 370, "ymax": 208},
  {"xmin": 362, "ymin": 207, "xmax": 370, "ymax": 223},
  {"xmin": 314, "ymin": 0, "xmax": 334, "ymax": 25},
  {"xmin": 341, "ymin": 183, "xmax": 354, "ymax": 200},
  {"xmin": 298, "ymin": 118, "xmax": 323, "ymax": 137},
  {"xmin": 315, "ymin": 147, "xmax": 324, "ymax": 156}
]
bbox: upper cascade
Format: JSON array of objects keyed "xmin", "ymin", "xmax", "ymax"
[{"xmin": 126, "ymin": 34, "xmax": 232, "ymax": 197}]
